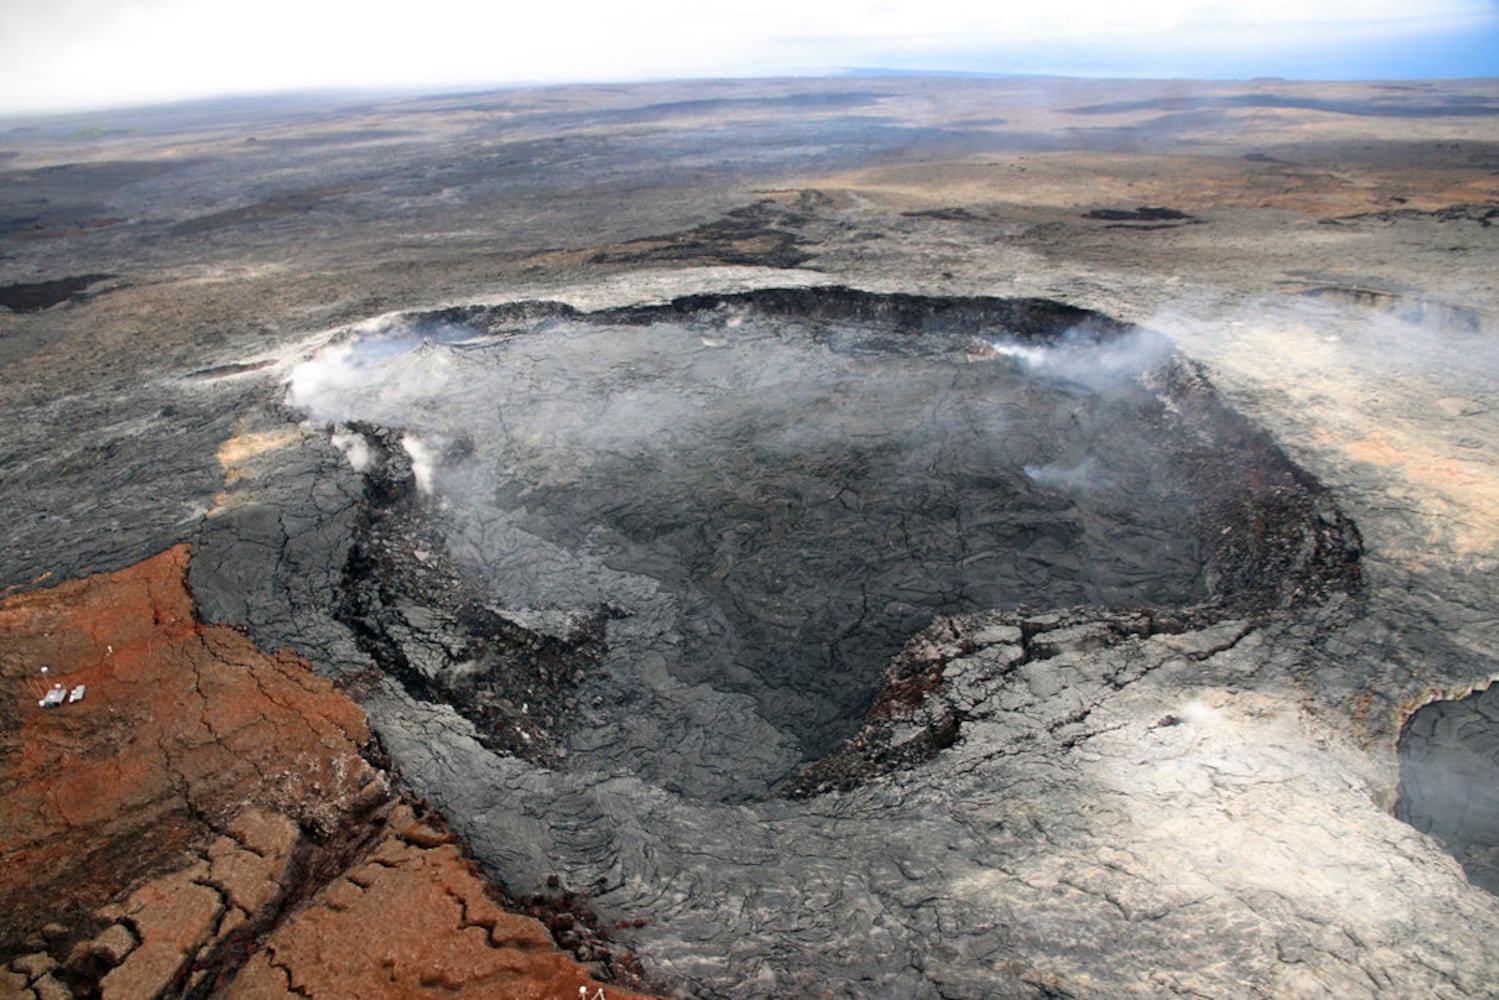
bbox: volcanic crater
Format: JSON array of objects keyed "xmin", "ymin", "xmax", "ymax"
[
  {"xmin": 6, "ymin": 75, "xmax": 1499, "ymax": 1000},
  {"xmin": 281, "ymin": 288, "xmax": 1361, "ymax": 803}
]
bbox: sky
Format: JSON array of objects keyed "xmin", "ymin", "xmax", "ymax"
[{"xmin": 2, "ymin": 0, "xmax": 1497, "ymax": 116}]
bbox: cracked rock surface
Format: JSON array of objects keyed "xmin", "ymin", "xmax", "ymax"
[
  {"xmin": 363, "ymin": 604, "xmax": 1499, "ymax": 998},
  {"xmin": 0, "ymin": 547, "xmax": 662, "ymax": 999},
  {"xmin": 1397, "ymin": 684, "xmax": 1499, "ymax": 894},
  {"xmin": 232, "ymin": 815, "xmax": 655, "ymax": 999}
]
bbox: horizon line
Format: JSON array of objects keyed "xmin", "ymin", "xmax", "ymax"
[{"xmin": 3, "ymin": 67, "xmax": 1498, "ymax": 122}]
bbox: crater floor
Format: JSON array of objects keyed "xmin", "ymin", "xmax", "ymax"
[{"xmin": 289, "ymin": 295, "xmax": 1216, "ymax": 799}]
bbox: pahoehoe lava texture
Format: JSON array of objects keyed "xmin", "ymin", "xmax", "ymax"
[{"xmin": 286, "ymin": 288, "xmax": 1360, "ymax": 803}]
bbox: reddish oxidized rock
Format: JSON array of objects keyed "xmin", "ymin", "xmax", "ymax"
[{"xmin": 0, "ymin": 546, "xmax": 663, "ymax": 999}]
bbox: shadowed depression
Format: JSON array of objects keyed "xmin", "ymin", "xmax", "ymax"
[{"xmin": 279, "ymin": 290, "xmax": 1339, "ymax": 802}]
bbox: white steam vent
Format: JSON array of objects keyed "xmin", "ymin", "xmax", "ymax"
[{"xmin": 991, "ymin": 326, "xmax": 1173, "ymax": 389}]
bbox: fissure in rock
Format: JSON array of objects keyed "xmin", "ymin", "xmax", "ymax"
[{"xmin": 1396, "ymin": 684, "xmax": 1499, "ymax": 894}]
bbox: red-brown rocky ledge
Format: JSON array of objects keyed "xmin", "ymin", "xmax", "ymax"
[{"xmin": 0, "ymin": 545, "xmax": 662, "ymax": 999}]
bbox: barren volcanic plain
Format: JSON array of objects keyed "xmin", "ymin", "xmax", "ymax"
[{"xmin": 3, "ymin": 75, "xmax": 1499, "ymax": 997}]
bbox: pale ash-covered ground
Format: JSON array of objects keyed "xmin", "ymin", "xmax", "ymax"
[{"xmin": 3, "ymin": 77, "xmax": 1499, "ymax": 997}]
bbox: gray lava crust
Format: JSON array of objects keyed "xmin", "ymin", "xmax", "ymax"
[
  {"xmin": 174, "ymin": 287, "xmax": 1452, "ymax": 998},
  {"xmin": 6, "ymin": 278, "xmax": 1423, "ymax": 997},
  {"xmin": 282, "ymin": 289, "xmax": 1363, "ymax": 808},
  {"xmin": 7, "ymin": 77, "xmax": 1499, "ymax": 997}
]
